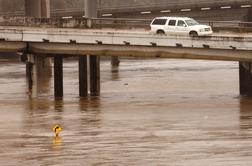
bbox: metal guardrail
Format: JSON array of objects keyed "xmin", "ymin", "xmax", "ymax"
[
  {"xmin": 202, "ymin": 20, "xmax": 252, "ymax": 32},
  {"xmin": 89, "ymin": 18, "xmax": 252, "ymax": 32},
  {"xmin": 90, "ymin": 18, "xmax": 252, "ymax": 32},
  {"xmin": 90, "ymin": 18, "xmax": 151, "ymax": 29},
  {"xmin": 0, "ymin": 16, "xmax": 252, "ymax": 32}
]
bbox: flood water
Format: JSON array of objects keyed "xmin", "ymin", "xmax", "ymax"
[{"xmin": 0, "ymin": 57, "xmax": 252, "ymax": 166}]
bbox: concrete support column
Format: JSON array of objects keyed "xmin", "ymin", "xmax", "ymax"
[
  {"xmin": 85, "ymin": 1, "xmax": 100, "ymax": 97},
  {"xmin": 239, "ymin": 62, "xmax": 252, "ymax": 96},
  {"xmin": 41, "ymin": 0, "xmax": 51, "ymax": 18},
  {"xmin": 90, "ymin": 55, "xmax": 100, "ymax": 96},
  {"xmin": 25, "ymin": 0, "xmax": 50, "ymax": 18},
  {"xmin": 31, "ymin": 59, "xmax": 38, "ymax": 98},
  {"xmin": 26, "ymin": 54, "xmax": 38, "ymax": 98},
  {"xmin": 111, "ymin": 56, "xmax": 120, "ymax": 67},
  {"xmin": 36, "ymin": 55, "xmax": 52, "ymax": 76},
  {"xmin": 25, "ymin": 0, "xmax": 42, "ymax": 17},
  {"xmin": 85, "ymin": 0, "xmax": 97, "ymax": 28},
  {"xmin": 248, "ymin": 8, "xmax": 252, "ymax": 21},
  {"xmin": 54, "ymin": 56, "xmax": 63, "ymax": 98},
  {"xmin": 79, "ymin": 56, "xmax": 88, "ymax": 97},
  {"xmin": 85, "ymin": 0, "xmax": 98, "ymax": 18}
]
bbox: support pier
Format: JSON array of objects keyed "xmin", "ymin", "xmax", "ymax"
[
  {"xmin": 54, "ymin": 56, "xmax": 63, "ymax": 98},
  {"xmin": 239, "ymin": 62, "xmax": 252, "ymax": 96}
]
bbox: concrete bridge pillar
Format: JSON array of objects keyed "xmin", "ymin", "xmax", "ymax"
[
  {"xmin": 36, "ymin": 55, "xmax": 52, "ymax": 76},
  {"xmin": 25, "ymin": 0, "xmax": 52, "ymax": 98},
  {"xmin": 25, "ymin": 0, "xmax": 41, "ymax": 17},
  {"xmin": 41, "ymin": 0, "xmax": 51, "ymax": 18},
  {"xmin": 85, "ymin": 0, "xmax": 97, "ymax": 18},
  {"xmin": 26, "ymin": 54, "xmax": 38, "ymax": 98},
  {"xmin": 25, "ymin": 0, "xmax": 50, "ymax": 18},
  {"xmin": 85, "ymin": 0, "xmax": 100, "ymax": 96},
  {"xmin": 239, "ymin": 62, "xmax": 252, "ymax": 96},
  {"xmin": 249, "ymin": 8, "xmax": 252, "ymax": 21},
  {"xmin": 79, "ymin": 56, "xmax": 88, "ymax": 97},
  {"xmin": 111, "ymin": 56, "xmax": 120, "ymax": 67},
  {"xmin": 89, "ymin": 55, "xmax": 100, "ymax": 96},
  {"xmin": 54, "ymin": 56, "xmax": 63, "ymax": 98},
  {"xmin": 54, "ymin": 55, "xmax": 63, "ymax": 98}
]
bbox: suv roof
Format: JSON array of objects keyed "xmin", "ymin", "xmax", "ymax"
[{"xmin": 153, "ymin": 17, "xmax": 191, "ymax": 20}]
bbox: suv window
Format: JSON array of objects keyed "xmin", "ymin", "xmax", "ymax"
[
  {"xmin": 185, "ymin": 19, "xmax": 199, "ymax": 26},
  {"xmin": 168, "ymin": 20, "xmax": 176, "ymax": 26},
  {"xmin": 152, "ymin": 19, "xmax": 167, "ymax": 25},
  {"xmin": 177, "ymin": 20, "xmax": 186, "ymax": 27}
]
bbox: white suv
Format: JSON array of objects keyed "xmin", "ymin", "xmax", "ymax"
[{"xmin": 150, "ymin": 17, "xmax": 212, "ymax": 37}]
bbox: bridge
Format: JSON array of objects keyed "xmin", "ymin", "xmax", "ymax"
[
  {"xmin": 0, "ymin": 0, "xmax": 252, "ymax": 99},
  {"xmin": 1, "ymin": 25, "xmax": 252, "ymax": 61},
  {"xmin": 0, "ymin": 16, "xmax": 252, "ymax": 98},
  {"xmin": 0, "ymin": 0, "xmax": 252, "ymax": 21}
]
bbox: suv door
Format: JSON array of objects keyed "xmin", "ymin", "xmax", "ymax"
[
  {"xmin": 151, "ymin": 18, "xmax": 168, "ymax": 34},
  {"xmin": 176, "ymin": 20, "xmax": 189, "ymax": 35},
  {"xmin": 165, "ymin": 19, "xmax": 177, "ymax": 35}
]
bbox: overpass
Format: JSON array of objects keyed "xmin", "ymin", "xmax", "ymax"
[
  {"xmin": 0, "ymin": 1, "xmax": 252, "ymax": 99},
  {"xmin": 0, "ymin": 0, "xmax": 252, "ymax": 21},
  {"xmin": 1, "ymin": 26, "xmax": 252, "ymax": 61},
  {"xmin": 0, "ymin": 17, "xmax": 252, "ymax": 98}
]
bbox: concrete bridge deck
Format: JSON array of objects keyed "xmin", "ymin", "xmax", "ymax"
[
  {"xmin": 0, "ymin": 19, "xmax": 252, "ymax": 98},
  {"xmin": 0, "ymin": 26, "xmax": 252, "ymax": 62}
]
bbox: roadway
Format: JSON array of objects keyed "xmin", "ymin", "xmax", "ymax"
[
  {"xmin": 0, "ymin": 25, "xmax": 252, "ymax": 38},
  {"xmin": 0, "ymin": 26, "xmax": 252, "ymax": 62}
]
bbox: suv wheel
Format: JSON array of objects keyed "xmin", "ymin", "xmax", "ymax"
[
  {"xmin": 189, "ymin": 31, "xmax": 198, "ymax": 37},
  {"xmin": 157, "ymin": 30, "xmax": 165, "ymax": 35}
]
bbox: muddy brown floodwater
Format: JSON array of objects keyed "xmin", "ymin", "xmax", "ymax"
[{"xmin": 0, "ymin": 57, "xmax": 252, "ymax": 166}]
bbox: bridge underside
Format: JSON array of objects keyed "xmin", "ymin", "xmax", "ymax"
[
  {"xmin": 2, "ymin": 41, "xmax": 252, "ymax": 97},
  {"xmin": 1, "ymin": 41, "xmax": 252, "ymax": 62}
]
